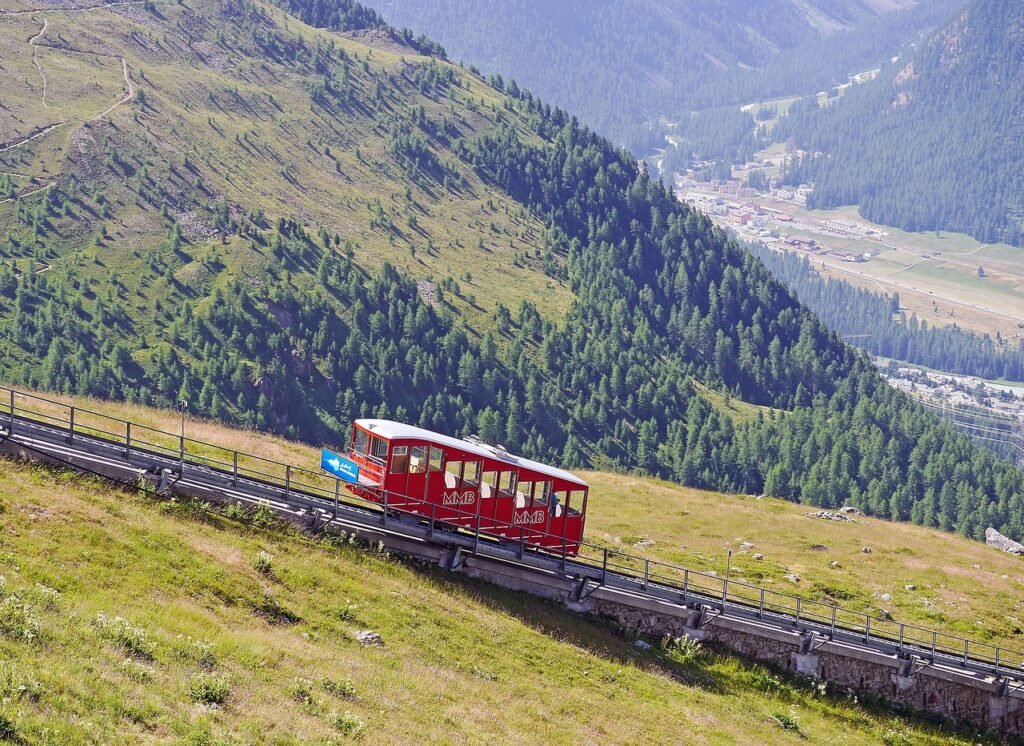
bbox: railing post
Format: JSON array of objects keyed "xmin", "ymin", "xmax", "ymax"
[
  {"xmin": 285, "ymin": 465, "xmax": 291, "ymax": 498},
  {"xmin": 68, "ymin": 406, "xmax": 75, "ymax": 444},
  {"xmin": 899, "ymin": 624, "xmax": 905, "ymax": 655},
  {"xmin": 759, "ymin": 588, "xmax": 765, "ymax": 619},
  {"xmin": 473, "ymin": 512, "xmax": 481, "ymax": 556},
  {"xmin": 382, "ymin": 488, "xmax": 388, "ymax": 527},
  {"xmin": 931, "ymin": 631, "xmax": 937, "ymax": 662},
  {"xmin": 682, "ymin": 569, "xmax": 689, "ymax": 603},
  {"xmin": 964, "ymin": 639, "xmax": 969, "ymax": 668},
  {"xmin": 560, "ymin": 537, "xmax": 567, "ymax": 573},
  {"xmin": 125, "ymin": 421, "xmax": 132, "ymax": 459},
  {"xmin": 232, "ymin": 451, "xmax": 238, "ymax": 488},
  {"xmin": 428, "ymin": 503, "xmax": 435, "ymax": 540},
  {"xmin": 8, "ymin": 388, "xmax": 15, "ymax": 435},
  {"xmin": 865, "ymin": 615, "xmax": 871, "ymax": 643},
  {"xmin": 995, "ymin": 647, "xmax": 1001, "ymax": 676},
  {"xmin": 601, "ymin": 549, "xmax": 608, "ymax": 586},
  {"xmin": 334, "ymin": 479, "xmax": 340, "ymax": 521},
  {"xmin": 643, "ymin": 559, "xmax": 649, "ymax": 591},
  {"xmin": 795, "ymin": 597, "xmax": 801, "ymax": 627},
  {"xmin": 179, "ymin": 430, "xmax": 184, "ymax": 473},
  {"xmin": 830, "ymin": 605, "xmax": 837, "ymax": 638},
  {"xmin": 518, "ymin": 527, "xmax": 524, "ymax": 560}
]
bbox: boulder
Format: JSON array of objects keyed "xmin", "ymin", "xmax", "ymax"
[
  {"xmin": 803, "ymin": 510, "xmax": 857, "ymax": 523},
  {"xmin": 861, "ymin": 547, "xmax": 872, "ymax": 554},
  {"xmin": 633, "ymin": 639, "xmax": 652, "ymax": 651},
  {"xmin": 355, "ymin": 630, "xmax": 384, "ymax": 646},
  {"xmin": 752, "ymin": 553, "xmax": 764, "ymax": 561},
  {"xmin": 985, "ymin": 527, "xmax": 1024, "ymax": 555}
]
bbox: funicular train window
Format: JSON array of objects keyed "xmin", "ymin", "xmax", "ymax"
[
  {"xmin": 532, "ymin": 481, "xmax": 553, "ymax": 505},
  {"xmin": 481, "ymin": 471, "xmax": 498, "ymax": 498},
  {"xmin": 463, "ymin": 460, "xmax": 481, "ymax": 486},
  {"xmin": 353, "ymin": 428, "xmax": 368, "ymax": 455},
  {"xmin": 551, "ymin": 491, "xmax": 567, "ymax": 516},
  {"xmin": 370, "ymin": 436, "xmax": 388, "ymax": 462},
  {"xmin": 390, "ymin": 446, "xmax": 409, "ymax": 474},
  {"xmin": 410, "ymin": 445, "xmax": 428, "ymax": 474},
  {"xmin": 429, "ymin": 447, "xmax": 444, "ymax": 472},
  {"xmin": 498, "ymin": 471, "xmax": 516, "ymax": 496},
  {"xmin": 516, "ymin": 481, "xmax": 534, "ymax": 507},
  {"xmin": 567, "ymin": 489, "xmax": 586, "ymax": 516},
  {"xmin": 445, "ymin": 460, "xmax": 463, "ymax": 488}
]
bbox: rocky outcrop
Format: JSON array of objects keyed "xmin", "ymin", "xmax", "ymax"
[
  {"xmin": 985, "ymin": 527, "xmax": 1024, "ymax": 555},
  {"xmin": 804, "ymin": 510, "xmax": 857, "ymax": 523}
]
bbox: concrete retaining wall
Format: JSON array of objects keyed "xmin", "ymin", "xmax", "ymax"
[{"xmin": 585, "ymin": 593, "xmax": 1024, "ymax": 735}]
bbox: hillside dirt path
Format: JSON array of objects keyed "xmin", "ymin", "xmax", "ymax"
[
  {"xmin": 0, "ymin": 1, "xmax": 147, "ymax": 17},
  {"xmin": 88, "ymin": 55, "xmax": 134, "ymax": 122},
  {"xmin": 0, "ymin": 180, "xmax": 54, "ymax": 205},
  {"xmin": 28, "ymin": 18, "xmax": 55, "ymax": 110},
  {"xmin": 0, "ymin": 121, "xmax": 69, "ymax": 153},
  {"xmin": 0, "ymin": 1, "xmax": 144, "ymax": 192}
]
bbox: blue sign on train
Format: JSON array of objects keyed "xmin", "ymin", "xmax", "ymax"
[{"xmin": 321, "ymin": 448, "xmax": 360, "ymax": 483}]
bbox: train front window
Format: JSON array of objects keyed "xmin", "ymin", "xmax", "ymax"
[
  {"xmin": 353, "ymin": 428, "xmax": 368, "ymax": 455},
  {"xmin": 429, "ymin": 446, "xmax": 444, "ymax": 472},
  {"xmin": 568, "ymin": 489, "xmax": 586, "ymax": 516},
  {"xmin": 370, "ymin": 436, "xmax": 388, "ymax": 462},
  {"xmin": 410, "ymin": 445, "xmax": 428, "ymax": 474},
  {"xmin": 390, "ymin": 446, "xmax": 409, "ymax": 474}
]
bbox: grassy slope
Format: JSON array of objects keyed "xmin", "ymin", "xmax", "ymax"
[
  {"xmin": 0, "ymin": 458, "xmax": 977, "ymax": 744},
  {"xmin": 0, "ymin": 0, "xmax": 571, "ymax": 343},
  {"xmin": 584, "ymin": 473, "xmax": 1024, "ymax": 654},
  {"xmin": 12, "ymin": 387, "xmax": 1024, "ymax": 665}
]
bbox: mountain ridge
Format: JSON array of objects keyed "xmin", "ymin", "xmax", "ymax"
[{"xmin": 775, "ymin": 0, "xmax": 1024, "ymax": 245}]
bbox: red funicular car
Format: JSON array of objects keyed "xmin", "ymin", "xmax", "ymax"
[{"xmin": 344, "ymin": 419, "xmax": 588, "ymax": 555}]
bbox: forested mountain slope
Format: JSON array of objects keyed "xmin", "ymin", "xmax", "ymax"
[
  {"xmin": 1, "ymin": 0, "xmax": 1023, "ymax": 542},
  {"xmin": 775, "ymin": 0, "xmax": 1024, "ymax": 245},
  {"xmin": 368, "ymin": 0, "xmax": 964, "ymax": 147},
  {"xmin": 746, "ymin": 243, "xmax": 1024, "ymax": 382}
]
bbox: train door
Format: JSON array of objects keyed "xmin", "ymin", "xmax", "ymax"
[{"xmin": 404, "ymin": 442, "xmax": 430, "ymax": 511}]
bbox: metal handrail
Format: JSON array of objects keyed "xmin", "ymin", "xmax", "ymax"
[{"xmin": 2, "ymin": 383, "xmax": 1023, "ymax": 677}]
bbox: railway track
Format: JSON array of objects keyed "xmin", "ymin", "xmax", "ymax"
[{"xmin": 1, "ymin": 386, "xmax": 1023, "ymax": 688}]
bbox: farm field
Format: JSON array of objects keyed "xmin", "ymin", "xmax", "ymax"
[{"xmin": 756, "ymin": 201, "xmax": 1024, "ymax": 338}]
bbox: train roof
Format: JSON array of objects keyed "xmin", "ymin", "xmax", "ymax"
[{"xmin": 354, "ymin": 419, "xmax": 588, "ymax": 487}]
